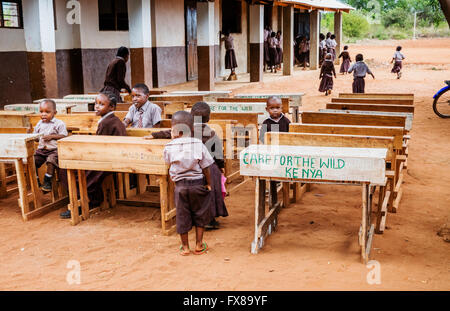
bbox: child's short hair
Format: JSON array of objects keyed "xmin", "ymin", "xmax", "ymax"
[
  {"xmin": 271, "ymin": 32, "xmax": 276, "ymax": 37},
  {"xmin": 191, "ymin": 102, "xmax": 211, "ymax": 123},
  {"xmin": 344, "ymin": 45, "xmax": 348, "ymax": 50},
  {"xmin": 326, "ymin": 32, "xmax": 331, "ymax": 38},
  {"xmin": 325, "ymin": 53, "xmax": 332, "ymax": 60},
  {"xmin": 355, "ymin": 54, "xmax": 364, "ymax": 62},
  {"xmin": 320, "ymin": 33, "xmax": 325, "ymax": 40},
  {"xmin": 172, "ymin": 111, "xmax": 194, "ymax": 137},
  {"xmin": 266, "ymin": 96, "xmax": 281, "ymax": 106},
  {"xmin": 117, "ymin": 46, "xmax": 129, "ymax": 58},
  {"xmin": 331, "ymin": 34, "xmax": 336, "ymax": 39},
  {"xmin": 40, "ymin": 99, "xmax": 57, "ymax": 111},
  {"xmin": 132, "ymin": 83, "xmax": 150, "ymax": 95},
  {"xmin": 99, "ymin": 91, "xmax": 118, "ymax": 109},
  {"xmin": 396, "ymin": 46, "xmax": 402, "ymax": 51}
]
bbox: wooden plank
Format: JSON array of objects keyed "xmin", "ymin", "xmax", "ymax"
[
  {"xmin": 5, "ymin": 103, "xmax": 77, "ymax": 114},
  {"xmin": 319, "ymin": 109, "xmax": 413, "ymax": 131},
  {"xmin": 148, "ymin": 94, "xmax": 204, "ymax": 103},
  {"xmin": 282, "ymin": 182, "xmax": 290, "ymax": 208},
  {"xmin": 159, "ymin": 175, "xmax": 170, "ymax": 235},
  {"xmin": 301, "ymin": 112, "xmax": 407, "ymax": 128},
  {"xmin": 376, "ymin": 190, "xmax": 390, "ymax": 234},
  {"xmin": 361, "ymin": 184, "xmax": 368, "ymax": 263},
  {"xmin": 67, "ymin": 169, "xmax": 81, "ymax": 225},
  {"xmin": 338, "ymin": 93, "xmax": 414, "ymax": 100},
  {"xmin": 0, "ymin": 163, "xmax": 6, "ymax": 198},
  {"xmin": 14, "ymin": 159, "xmax": 29, "ymax": 218},
  {"xmin": 0, "ymin": 111, "xmax": 33, "ymax": 128},
  {"xmin": 0, "ymin": 127, "xmax": 29, "ymax": 134},
  {"xmin": 240, "ymin": 144, "xmax": 387, "ymax": 185},
  {"xmin": 326, "ymin": 103, "xmax": 415, "ymax": 114},
  {"xmin": 332, "ymin": 97, "xmax": 413, "ymax": 105},
  {"xmin": 289, "ymin": 123, "xmax": 404, "ymax": 150},
  {"xmin": 0, "ymin": 134, "xmax": 40, "ymax": 159},
  {"xmin": 214, "ymin": 98, "xmax": 289, "ymax": 114},
  {"xmin": 251, "ymin": 178, "xmax": 265, "ymax": 254}
]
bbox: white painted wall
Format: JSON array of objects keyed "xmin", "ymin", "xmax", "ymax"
[
  {"xmin": 23, "ymin": 0, "xmax": 56, "ymax": 52},
  {"xmin": 79, "ymin": 0, "xmax": 129, "ymax": 49},
  {"xmin": 152, "ymin": 0, "xmax": 185, "ymax": 47},
  {"xmin": 55, "ymin": 0, "xmax": 80, "ymax": 50},
  {"xmin": 197, "ymin": 1, "xmax": 215, "ymax": 47},
  {"xmin": 0, "ymin": 29, "xmax": 26, "ymax": 52},
  {"xmin": 128, "ymin": 0, "xmax": 152, "ymax": 49}
]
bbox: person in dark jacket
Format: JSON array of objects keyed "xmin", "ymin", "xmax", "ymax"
[{"xmin": 100, "ymin": 46, "xmax": 131, "ymax": 102}]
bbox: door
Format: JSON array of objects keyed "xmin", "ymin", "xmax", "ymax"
[{"xmin": 185, "ymin": 0, "xmax": 197, "ymax": 81}]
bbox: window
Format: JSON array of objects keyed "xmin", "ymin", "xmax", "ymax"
[
  {"xmin": 0, "ymin": 0, "xmax": 23, "ymax": 28},
  {"xmin": 222, "ymin": 0, "xmax": 242, "ymax": 34},
  {"xmin": 98, "ymin": 0, "xmax": 129, "ymax": 31}
]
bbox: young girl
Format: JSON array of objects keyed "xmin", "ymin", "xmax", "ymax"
[
  {"xmin": 329, "ymin": 34, "xmax": 337, "ymax": 61},
  {"xmin": 348, "ymin": 54, "xmax": 375, "ymax": 93},
  {"xmin": 391, "ymin": 46, "xmax": 405, "ymax": 79},
  {"xmin": 268, "ymin": 32, "xmax": 278, "ymax": 73},
  {"xmin": 319, "ymin": 53, "xmax": 336, "ymax": 96},
  {"xmin": 299, "ymin": 36, "xmax": 310, "ymax": 70},
  {"xmin": 222, "ymin": 30, "xmax": 238, "ymax": 81},
  {"xmin": 338, "ymin": 46, "xmax": 351, "ymax": 74},
  {"xmin": 319, "ymin": 33, "xmax": 327, "ymax": 68},
  {"xmin": 276, "ymin": 31, "xmax": 283, "ymax": 70}
]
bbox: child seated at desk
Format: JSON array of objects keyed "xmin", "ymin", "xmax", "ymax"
[
  {"xmin": 259, "ymin": 96, "xmax": 290, "ymax": 144},
  {"xmin": 163, "ymin": 111, "xmax": 214, "ymax": 256},
  {"xmin": 149, "ymin": 102, "xmax": 229, "ymax": 230},
  {"xmin": 60, "ymin": 92, "xmax": 127, "ymax": 219},
  {"xmin": 33, "ymin": 99, "xmax": 68, "ymax": 192},
  {"xmin": 123, "ymin": 83, "xmax": 162, "ymax": 128}
]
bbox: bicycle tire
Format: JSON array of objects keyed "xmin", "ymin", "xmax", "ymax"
[{"xmin": 433, "ymin": 86, "xmax": 450, "ymax": 118}]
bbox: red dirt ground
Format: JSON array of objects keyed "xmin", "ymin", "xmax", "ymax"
[{"xmin": 0, "ymin": 38, "xmax": 449, "ymax": 290}]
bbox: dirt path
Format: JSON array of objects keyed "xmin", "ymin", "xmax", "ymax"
[{"xmin": 0, "ymin": 38, "xmax": 449, "ymax": 290}]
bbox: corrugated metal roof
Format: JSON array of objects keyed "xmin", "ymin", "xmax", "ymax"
[{"xmin": 278, "ymin": 0, "xmax": 354, "ymax": 11}]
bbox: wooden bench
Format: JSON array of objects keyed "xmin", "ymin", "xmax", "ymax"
[
  {"xmin": 240, "ymin": 140, "xmax": 388, "ymax": 263},
  {"xmin": 0, "ymin": 111, "xmax": 33, "ymax": 128},
  {"xmin": 58, "ymin": 135, "xmax": 176, "ymax": 235},
  {"xmin": 338, "ymin": 93, "xmax": 414, "ymax": 100},
  {"xmin": 216, "ymin": 97, "xmax": 290, "ymax": 114},
  {"xmin": 300, "ymin": 111, "xmax": 408, "ymax": 128},
  {"xmin": 169, "ymin": 90, "xmax": 231, "ymax": 101},
  {"xmin": 331, "ymin": 98, "xmax": 413, "ymax": 106},
  {"xmin": 326, "ymin": 103, "xmax": 415, "ymax": 114},
  {"xmin": 148, "ymin": 94, "xmax": 205, "ymax": 104},
  {"xmin": 0, "ymin": 134, "xmax": 68, "ymax": 220}
]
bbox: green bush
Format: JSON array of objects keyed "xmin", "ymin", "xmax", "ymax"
[
  {"xmin": 381, "ymin": 7, "xmax": 414, "ymax": 29},
  {"xmin": 343, "ymin": 11, "xmax": 370, "ymax": 38}
]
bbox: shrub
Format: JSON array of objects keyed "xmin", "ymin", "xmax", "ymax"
[
  {"xmin": 381, "ymin": 7, "xmax": 414, "ymax": 29},
  {"xmin": 343, "ymin": 11, "xmax": 370, "ymax": 38}
]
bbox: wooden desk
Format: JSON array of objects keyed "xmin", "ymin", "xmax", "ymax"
[
  {"xmin": 326, "ymin": 103, "xmax": 415, "ymax": 114},
  {"xmin": 5, "ymin": 104, "xmax": 76, "ymax": 114},
  {"xmin": 300, "ymin": 112, "xmax": 408, "ymax": 129},
  {"xmin": 338, "ymin": 93, "xmax": 414, "ymax": 101},
  {"xmin": 332, "ymin": 97, "xmax": 414, "ymax": 106},
  {"xmin": 169, "ymin": 90, "xmax": 231, "ymax": 101},
  {"xmin": 240, "ymin": 144, "xmax": 387, "ymax": 263},
  {"xmin": 58, "ymin": 135, "xmax": 176, "ymax": 235},
  {"xmin": 0, "ymin": 134, "xmax": 68, "ymax": 220},
  {"xmin": 0, "ymin": 111, "xmax": 33, "ymax": 128},
  {"xmin": 33, "ymin": 99, "xmax": 95, "ymax": 112}
]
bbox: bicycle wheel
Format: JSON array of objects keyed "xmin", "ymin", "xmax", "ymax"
[{"xmin": 433, "ymin": 87, "xmax": 450, "ymax": 118}]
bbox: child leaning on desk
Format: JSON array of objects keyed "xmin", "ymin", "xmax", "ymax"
[
  {"xmin": 33, "ymin": 99, "xmax": 68, "ymax": 192},
  {"xmin": 163, "ymin": 111, "xmax": 214, "ymax": 256}
]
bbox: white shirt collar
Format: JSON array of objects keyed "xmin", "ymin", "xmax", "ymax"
[{"xmin": 269, "ymin": 113, "xmax": 284, "ymax": 123}]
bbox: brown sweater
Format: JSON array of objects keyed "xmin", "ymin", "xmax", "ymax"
[
  {"xmin": 103, "ymin": 57, "xmax": 131, "ymax": 93},
  {"xmin": 319, "ymin": 60, "xmax": 336, "ymax": 78},
  {"xmin": 96, "ymin": 113, "xmax": 127, "ymax": 136}
]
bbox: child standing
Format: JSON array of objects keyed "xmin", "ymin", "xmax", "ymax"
[
  {"xmin": 222, "ymin": 30, "xmax": 238, "ymax": 81},
  {"xmin": 319, "ymin": 53, "xmax": 337, "ymax": 96},
  {"xmin": 60, "ymin": 92, "xmax": 127, "ymax": 219},
  {"xmin": 268, "ymin": 32, "xmax": 279, "ymax": 73},
  {"xmin": 338, "ymin": 46, "xmax": 351, "ymax": 74},
  {"xmin": 348, "ymin": 54, "xmax": 375, "ymax": 93},
  {"xmin": 123, "ymin": 83, "xmax": 162, "ymax": 128},
  {"xmin": 299, "ymin": 36, "xmax": 310, "ymax": 70},
  {"xmin": 33, "ymin": 99, "xmax": 68, "ymax": 192},
  {"xmin": 319, "ymin": 33, "xmax": 327, "ymax": 68},
  {"xmin": 276, "ymin": 31, "xmax": 283, "ymax": 70},
  {"xmin": 164, "ymin": 111, "xmax": 214, "ymax": 256},
  {"xmin": 150, "ymin": 102, "xmax": 228, "ymax": 230},
  {"xmin": 391, "ymin": 46, "xmax": 405, "ymax": 79},
  {"xmin": 329, "ymin": 34, "xmax": 337, "ymax": 61}
]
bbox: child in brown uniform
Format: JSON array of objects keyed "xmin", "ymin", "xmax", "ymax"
[
  {"xmin": 164, "ymin": 111, "xmax": 214, "ymax": 256},
  {"xmin": 100, "ymin": 47, "xmax": 131, "ymax": 102},
  {"xmin": 60, "ymin": 92, "xmax": 127, "ymax": 219},
  {"xmin": 150, "ymin": 102, "xmax": 228, "ymax": 230},
  {"xmin": 222, "ymin": 30, "xmax": 238, "ymax": 81},
  {"xmin": 33, "ymin": 99, "xmax": 68, "ymax": 192},
  {"xmin": 319, "ymin": 53, "xmax": 337, "ymax": 96},
  {"xmin": 338, "ymin": 46, "xmax": 351, "ymax": 74}
]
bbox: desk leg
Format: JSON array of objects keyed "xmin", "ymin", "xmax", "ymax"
[
  {"xmin": 251, "ymin": 178, "xmax": 266, "ymax": 254},
  {"xmin": 14, "ymin": 159, "xmax": 29, "ymax": 220},
  {"xmin": 78, "ymin": 170, "xmax": 90, "ymax": 220},
  {"xmin": 26, "ymin": 155, "xmax": 42, "ymax": 211},
  {"xmin": 361, "ymin": 184, "xmax": 375, "ymax": 264},
  {"xmin": 67, "ymin": 169, "xmax": 81, "ymax": 225},
  {"xmin": 0, "ymin": 163, "xmax": 6, "ymax": 198}
]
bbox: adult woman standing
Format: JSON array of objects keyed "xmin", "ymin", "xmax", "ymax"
[{"xmin": 100, "ymin": 46, "xmax": 131, "ymax": 103}]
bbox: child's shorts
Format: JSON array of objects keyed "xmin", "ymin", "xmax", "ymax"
[
  {"xmin": 34, "ymin": 148, "xmax": 59, "ymax": 168},
  {"xmin": 175, "ymin": 178, "xmax": 212, "ymax": 234}
]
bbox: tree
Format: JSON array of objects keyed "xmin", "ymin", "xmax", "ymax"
[{"xmin": 438, "ymin": 0, "xmax": 450, "ymax": 26}]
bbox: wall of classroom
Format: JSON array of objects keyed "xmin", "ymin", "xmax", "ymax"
[{"xmin": 0, "ymin": 28, "xmax": 32, "ymax": 107}]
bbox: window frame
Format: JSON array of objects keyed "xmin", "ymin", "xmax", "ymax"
[
  {"xmin": 98, "ymin": 0, "xmax": 129, "ymax": 32},
  {"xmin": 0, "ymin": 0, "xmax": 24, "ymax": 29}
]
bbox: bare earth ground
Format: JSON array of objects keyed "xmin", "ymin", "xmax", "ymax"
[{"xmin": 0, "ymin": 38, "xmax": 449, "ymax": 291}]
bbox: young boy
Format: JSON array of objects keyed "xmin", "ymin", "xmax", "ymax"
[
  {"xmin": 319, "ymin": 53, "xmax": 337, "ymax": 96},
  {"xmin": 391, "ymin": 46, "xmax": 405, "ymax": 79},
  {"xmin": 33, "ymin": 99, "xmax": 68, "ymax": 192},
  {"xmin": 60, "ymin": 92, "xmax": 127, "ymax": 219},
  {"xmin": 164, "ymin": 111, "xmax": 214, "ymax": 256},
  {"xmin": 123, "ymin": 83, "xmax": 161, "ymax": 128},
  {"xmin": 338, "ymin": 46, "xmax": 351, "ymax": 74},
  {"xmin": 259, "ymin": 96, "xmax": 291, "ymax": 144},
  {"xmin": 348, "ymin": 54, "xmax": 375, "ymax": 93},
  {"xmin": 150, "ymin": 102, "xmax": 228, "ymax": 230}
]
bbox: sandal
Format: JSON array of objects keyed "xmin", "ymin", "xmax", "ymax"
[
  {"xmin": 179, "ymin": 245, "xmax": 191, "ymax": 256},
  {"xmin": 194, "ymin": 242, "xmax": 208, "ymax": 255}
]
